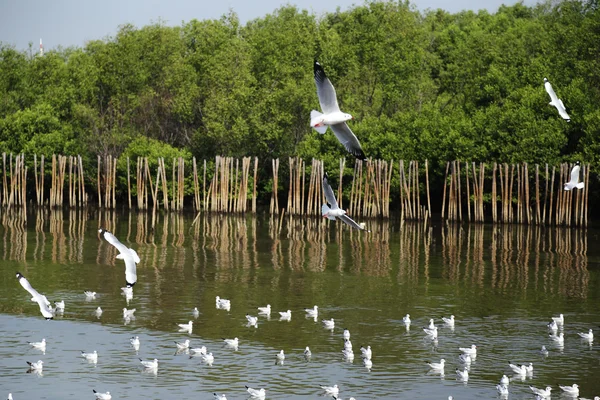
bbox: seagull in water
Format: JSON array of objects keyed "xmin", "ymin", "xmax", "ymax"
[
  {"xmin": 223, "ymin": 337, "xmax": 239, "ymax": 348},
  {"xmin": 442, "ymin": 315, "xmax": 455, "ymax": 327},
  {"xmin": 81, "ymin": 350, "xmax": 98, "ymax": 363},
  {"xmin": 343, "ymin": 329, "xmax": 351, "ymax": 340},
  {"xmin": 544, "ymin": 77, "xmax": 571, "ymax": 121},
  {"xmin": 192, "ymin": 307, "xmax": 200, "ymax": 318},
  {"xmin": 403, "ymin": 314, "xmax": 411, "ymax": 325},
  {"xmin": 178, "ymin": 321, "xmax": 193, "ymax": 333},
  {"xmin": 190, "ymin": 345, "xmax": 207, "ymax": 355},
  {"xmin": 15, "ymin": 272, "xmax": 53, "ymax": 319},
  {"xmin": 496, "ymin": 384, "xmax": 509, "ymax": 396},
  {"xmin": 257, "ymin": 304, "xmax": 271, "ymax": 316},
  {"xmin": 578, "ymin": 329, "xmax": 594, "ymax": 341},
  {"xmin": 322, "ymin": 173, "xmax": 369, "ymax": 231},
  {"xmin": 246, "ymin": 314, "xmax": 258, "ymax": 327},
  {"xmin": 92, "ymin": 390, "xmax": 112, "ymax": 400},
  {"xmin": 98, "ymin": 229, "xmax": 140, "ymax": 287},
  {"xmin": 245, "ymin": 386, "xmax": 266, "ymax": 399},
  {"xmin": 459, "ymin": 354, "xmax": 472, "ymax": 364},
  {"xmin": 547, "ymin": 319, "xmax": 559, "ymax": 333},
  {"xmin": 84, "ymin": 291, "xmax": 96, "ymax": 299},
  {"xmin": 311, "ymin": 61, "xmax": 366, "ymax": 159},
  {"xmin": 559, "ymin": 384, "xmax": 579, "ymax": 397},
  {"xmin": 552, "ymin": 313, "xmax": 565, "ymax": 326},
  {"xmin": 456, "ymin": 367, "xmax": 469, "ymax": 382},
  {"xmin": 26, "ymin": 360, "xmax": 43, "ymax": 371},
  {"xmin": 215, "ymin": 296, "xmax": 231, "ymax": 310},
  {"xmin": 201, "ymin": 352, "xmax": 214, "ymax": 365},
  {"xmin": 304, "ymin": 346, "xmax": 312, "ymax": 358},
  {"xmin": 213, "ymin": 393, "xmax": 227, "ymax": 400},
  {"xmin": 276, "ymin": 350, "xmax": 285, "ymax": 363},
  {"xmin": 28, "ymin": 338, "xmax": 46, "ymax": 351},
  {"xmin": 304, "ymin": 305, "xmax": 318, "ymax": 318},
  {"xmin": 564, "ymin": 162, "xmax": 584, "ymax": 191},
  {"xmin": 322, "ymin": 318, "xmax": 335, "ymax": 330},
  {"xmin": 540, "ymin": 345, "xmax": 549, "ymax": 356},
  {"xmin": 427, "ymin": 358, "xmax": 445, "ymax": 371},
  {"xmin": 459, "ymin": 345, "xmax": 477, "ymax": 357},
  {"xmin": 509, "ymin": 361, "xmax": 532, "ymax": 375},
  {"xmin": 130, "ymin": 336, "xmax": 140, "ymax": 350},
  {"xmin": 175, "ymin": 340, "xmax": 190, "ymax": 350},
  {"xmin": 94, "ymin": 307, "xmax": 103, "ymax": 318},
  {"xmin": 320, "ymin": 385, "xmax": 340, "ymax": 396},
  {"xmin": 279, "ymin": 310, "xmax": 292, "ymax": 320},
  {"xmin": 139, "ymin": 358, "xmax": 158, "ymax": 369},
  {"xmin": 360, "ymin": 345, "xmax": 372, "ymax": 360},
  {"xmin": 529, "ymin": 385, "xmax": 552, "ymax": 398},
  {"xmin": 123, "ymin": 308, "xmax": 136, "ymax": 319}
]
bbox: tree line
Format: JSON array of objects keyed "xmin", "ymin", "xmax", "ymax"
[{"xmin": 0, "ymin": 0, "xmax": 598, "ymax": 212}]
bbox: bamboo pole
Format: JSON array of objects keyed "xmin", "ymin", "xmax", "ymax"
[{"xmin": 441, "ymin": 161, "xmax": 449, "ymax": 220}]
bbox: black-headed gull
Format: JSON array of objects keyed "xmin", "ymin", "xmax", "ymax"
[
  {"xmin": 508, "ymin": 361, "xmax": 532, "ymax": 375},
  {"xmin": 215, "ymin": 296, "xmax": 231, "ymax": 310},
  {"xmin": 559, "ymin": 384, "xmax": 579, "ymax": 397},
  {"xmin": 305, "ymin": 305, "xmax": 318, "ymax": 317},
  {"xmin": 403, "ymin": 314, "xmax": 411, "ymax": 324},
  {"xmin": 84, "ymin": 291, "xmax": 96, "ymax": 299},
  {"xmin": 26, "ymin": 360, "xmax": 43, "ymax": 370},
  {"xmin": 565, "ymin": 162, "xmax": 584, "ymax": 191},
  {"xmin": 95, "ymin": 307, "xmax": 103, "ymax": 318},
  {"xmin": 529, "ymin": 385, "xmax": 552, "ymax": 398},
  {"xmin": 190, "ymin": 345, "xmax": 207, "ymax": 355},
  {"xmin": 427, "ymin": 319, "xmax": 435, "ymax": 329},
  {"xmin": 322, "ymin": 318, "xmax": 335, "ymax": 330},
  {"xmin": 279, "ymin": 310, "xmax": 291, "ymax": 320},
  {"xmin": 81, "ymin": 350, "xmax": 98, "ymax": 363},
  {"xmin": 201, "ymin": 352, "xmax": 214, "ymax": 364},
  {"xmin": 123, "ymin": 308, "xmax": 136, "ymax": 319},
  {"xmin": 320, "ymin": 384, "xmax": 339, "ymax": 396},
  {"xmin": 223, "ymin": 337, "xmax": 239, "ymax": 348},
  {"xmin": 311, "ymin": 61, "xmax": 366, "ymax": 159},
  {"xmin": 54, "ymin": 300, "xmax": 65, "ymax": 311},
  {"xmin": 500, "ymin": 375, "xmax": 509, "ymax": 386},
  {"xmin": 342, "ymin": 349, "xmax": 354, "ymax": 361},
  {"xmin": 550, "ymin": 332, "xmax": 565, "ymax": 345},
  {"xmin": 423, "ymin": 326, "xmax": 438, "ymax": 339},
  {"xmin": 427, "ymin": 359, "xmax": 445, "ymax": 371},
  {"xmin": 15, "ymin": 272, "xmax": 53, "ymax": 319},
  {"xmin": 544, "ymin": 78, "xmax": 570, "ymax": 121},
  {"xmin": 28, "ymin": 338, "xmax": 46, "ymax": 351},
  {"xmin": 257, "ymin": 304, "xmax": 271, "ymax": 315},
  {"xmin": 459, "ymin": 345, "xmax": 477, "ymax": 356},
  {"xmin": 130, "ymin": 336, "xmax": 140, "ymax": 348},
  {"xmin": 8, "ymin": 394, "xmax": 13, "ymax": 400},
  {"xmin": 245, "ymin": 386, "xmax": 266, "ymax": 399},
  {"xmin": 456, "ymin": 367, "xmax": 469, "ymax": 382},
  {"xmin": 540, "ymin": 345, "xmax": 549, "ymax": 356},
  {"xmin": 343, "ymin": 339, "xmax": 352, "ymax": 351},
  {"xmin": 246, "ymin": 314, "xmax": 258, "ymax": 327},
  {"xmin": 442, "ymin": 315, "xmax": 455, "ymax": 327},
  {"xmin": 276, "ymin": 350, "xmax": 285, "ymax": 363},
  {"xmin": 547, "ymin": 319, "xmax": 558, "ymax": 332},
  {"xmin": 578, "ymin": 329, "xmax": 594, "ymax": 341},
  {"xmin": 139, "ymin": 358, "xmax": 158, "ymax": 369},
  {"xmin": 322, "ymin": 173, "xmax": 368, "ymax": 231},
  {"xmin": 304, "ymin": 346, "xmax": 312, "ymax": 358},
  {"xmin": 213, "ymin": 393, "xmax": 227, "ymax": 400},
  {"xmin": 98, "ymin": 229, "xmax": 140, "ymax": 287},
  {"xmin": 360, "ymin": 345, "xmax": 372, "ymax": 360},
  {"xmin": 496, "ymin": 384, "xmax": 509, "ymax": 396},
  {"xmin": 175, "ymin": 340, "xmax": 190, "ymax": 350},
  {"xmin": 552, "ymin": 313, "xmax": 565, "ymax": 326},
  {"xmin": 343, "ymin": 329, "xmax": 350, "ymax": 340},
  {"xmin": 93, "ymin": 390, "xmax": 112, "ymax": 400},
  {"xmin": 363, "ymin": 357, "xmax": 373, "ymax": 370},
  {"xmin": 178, "ymin": 321, "xmax": 193, "ymax": 332},
  {"xmin": 192, "ymin": 307, "xmax": 200, "ymax": 318}
]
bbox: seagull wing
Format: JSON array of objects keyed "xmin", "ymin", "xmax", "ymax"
[
  {"xmin": 570, "ymin": 164, "xmax": 581, "ymax": 184},
  {"xmin": 330, "ymin": 123, "xmax": 367, "ymax": 160},
  {"xmin": 544, "ymin": 81, "xmax": 559, "ymax": 105},
  {"xmin": 100, "ymin": 229, "xmax": 131, "ymax": 255},
  {"xmin": 314, "ymin": 61, "xmax": 341, "ymax": 114},
  {"xmin": 124, "ymin": 257, "xmax": 138, "ymax": 287},
  {"xmin": 322, "ymin": 174, "xmax": 339, "ymax": 209},
  {"xmin": 338, "ymin": 214, "xmax": 367, "ymax": 231},
  {"xmin": 16, "ymin": 273, "xmax": 53, "ymax": 319}
]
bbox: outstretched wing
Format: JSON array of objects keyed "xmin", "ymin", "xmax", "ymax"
[
  {"xmin": 570, "ymin": 164, "xmax": 581, "ymax": 184},
  {"xmin": 544, "ymin": 80, "xmax": 558, "ymax": 104},
  {"xmin": 314, "ymin": 61, "xmax": 341, "ymax": 114},
  {"xmin": 99, "ymin": 229, "xmax": 130, "ymax": 255},
  {"xmin": 16, "ymin": 273, "xmax": 53, "ymax": 319},
  {"xmin": 330, "ymin": 123, "xmax": 367, "ymax": 160},
  {"xmin": 124, "ymin": 258, "xmax": 138, "ymax": 287},
  {"xmin": 339, "ymin": 214, "xmax": 368, "ymax": 231},
  {"xmin": 322, "ymin": 174, "xmax": 339, "ymax": 209}
]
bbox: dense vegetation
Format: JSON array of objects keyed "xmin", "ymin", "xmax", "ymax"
[{"xmin": 0, "ymin": 0, "xmax": 599, "ymax": 209}]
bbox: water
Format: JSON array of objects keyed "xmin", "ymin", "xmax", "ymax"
[{"xmin": 0, "ymin": 210, "xmax": 599, "ymax": 399}]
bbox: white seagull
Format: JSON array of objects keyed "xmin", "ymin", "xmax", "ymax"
[
  {"xmin": 190, "ymin": 346, "xmax": 207, "ymax": 355},
  {"xmin": 276, "ymin": 350, "xmax": 285, "ymax": 363},
  {"xmin": 403, "ymin": 314, "xmax": 411, "ymax": 325},
  {"xmin": 130, "ymin": 336, "xmax": 140, "ymax": 348},
  {"xmin": 320, "ymin": 384, "xmax": 339, "ymax": 396},
  {"xmin": 456, "ymin": 367, "xmax": 469, "ymax": 382},
  {"xmin": 311, "ymin": 61, "xmax": 366, "ymax": 159},
  {"xmin": 98, "ymin": 229, "xmax": 140, "ymax": 287},
  {"xmin": 360, "ymin": 345, "xmax": 372, "ymax": 360},
  {"xmin": 95, "ymin": 307, "xmax": 103, "ymax": 318},
  {"xmin": 343, "ymin": 339, "xmax": 352, "ymax": 351},
  {"xmin": 442, "ymin": 315, "xmax": 455, "ymax": 327},
  {"xmin": 565, "ymin": 162, "xmax": 585, "ymax": 191},
  {"xmin": 423, "ymin": 326, "xmax": 438, "ymax": 339},
  {"xmin": 459, "ymin": 354, "xmax": 472, "ymax": 364},
  {"xmin": 223, "ymin": 337, "xmax": 239, "ymax": 348},
  {"xmin": 363, "ymin": 358, "xmax": 373, "ymax": 370},
  {"xmin": 215, "ymin": 296, "xmax": 231, "ymax": 310},
  {"xmin": 123, "ymin": 308, "xmax": 136, "ymax": 319},
  {"xmin": 257, "ymin": 304, "xmax": 271, "ymax": 315},
  {"xmin": 540, "ymin": 345, "xmax": 549, "ymax": 356},
  {"xmin": 459, "ymin": 345, "xmax": 477, "ymax": 357},
  {"xmin": 175, "ymin": 339, "xmax": 190, "ymax": 350},
  {"xmin": 26, "ymin": 360, "xmax": 43, "ymax": 370},
  {"xmin": 427, "ymin": 318, "xmax": 436, "ymax": 329},
  {"xmin": 343, "ymin": 329, "xmax": 351, "ymax": 340},
  {"xmin": 81, "ymin": 350, "xmax": 98, "ymax": 362},
  {"xmin": 8, "ymin": 394, "xmax": 13, "ymax": 400},
  {"xmin": 177, "ymin": 321, "xmax": 193, "ymax": 332},
  {"xmin": 547, "ymin": 319, "xmax": 559, "ymax": 333},
  {"xmin": 201, "ymin": 352, "xmax": 214, "ymax": 365},
  {"xmin": 192, "ymin": 307, "xmax": 200, "ymax": 318},
  {"xmin": 279, "ymin": 310, "xmax": 292, "ymax": 320},
  {"xmin": 496, "ymin": 384, "xmax": 509, "ymax": 396},
  {"xmin": 246, "ymin": 314, "xmax": 258, "ymax": 327},
  {"xmin": 322, "ymin": 318, "xmax": 335, "ymax": 330},
  {"xmin": 500, "ymin": 375, "xmax": 509, "ymax": 386},
  {"xmin": 550, "ymin": 332, "xmax": 565, "ymax": 345},
  {"xmin": 139, "ymin": 358, "xmax": 158, "ymax": 369},
  {"xmin": 213, "ymin": 393, "xmax": 227, "ymax": 400},
  {"xmin": 342, "ymin": 348, "xmax": 354, "ymax": 361},
  {"xmin": 427, "ymin": 358, "xmax": 445, "ymax": 371},
  {"xmin": 508, "ymin": 361, "xmax": 532, "ymax": 375},
  {"xmin": 28, "ymin": 338, "xmax": 46, "ymax": 351},
  {"xmin": 245, "ymin": 386, "xmax": 266, "ymax": 399},
  {"xmin": 305, "ymin": 305, "xmax": 318, "ymax": 317},
  {"xmin": 84, "ymin": 291, "xmax": 96, "ymax": 299},
  {"xmin": 552, "ymin": 313, "xmax": 565, "ymax": 326},
  {"xmin": 578, "ymin": 329, "xmax": 594, "ymax": 341},
  {"xmin": 92, "ymin": 390, "xmax": 112, "ymax": 400},
  {"xmin": 544, "ymin": 77, "xmax": 571, "ymax": 121},
  {"xmin": 304, "ymin": 346, "xmax": 312, "ymax": 358},
  {"xmin": 54, "ymin": 300, "xmax": 65, "ymax": 311},
  {"xmin": 15, "ymin": 272, "xmax": 53, "ymax": 319},
  {"xmin": 559, "ymin": 384, "xmax": 579, "ymax": 397},
  {"xmin": 322, "ymin": 173, "xmax": 369, "ymax": 231},
  {"xmin": 530, "ymin": 385, "xmax": 552, "ymax": 398}
]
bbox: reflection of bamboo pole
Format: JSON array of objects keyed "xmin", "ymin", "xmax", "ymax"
[
  {"xmin": 425, "ymin": 160, "xmax": 431, "ymax": 218},
  {"xmin": 252, "ymin": 157, "xmax": 258, "ymax": 213},
  {"xmin": 127, "ymin": 157, "xmax": 132, "ymax": 209},
  {"xmin": 492, "ymin": 163, "xmax": 497, "ymax": 223}
]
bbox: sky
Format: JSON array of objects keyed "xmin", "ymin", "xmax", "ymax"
[{"xmin": 0, "ymin": 0, "xmax": 537, "ymax": 51}]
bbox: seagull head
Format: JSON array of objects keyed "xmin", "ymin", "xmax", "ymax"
[
  {"xmin": 343, "ymin": 113, "xmax": 354, "ymax": 122},
  {"xmin": 543, "ymin": 77, "xmax": 548, "ymax": 83}
]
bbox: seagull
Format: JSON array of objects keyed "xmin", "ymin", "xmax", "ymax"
[
  {"xmin": 311, "ymin": 61, "xmax": 366, "ymax": 159},
  {"xmin": 500, "ymin": 375, "xmax": 509, "ymax": 386},
  {"xmin": 565, "ymin": 162, "xmax": 585, "ymax": 191},
  {"xmin": 459, "ymin": 345, "xmax": 477, "ymax": 357},
  {"xmin": 360, "ymin": 345, "xmax": 372, "ymax": 360},
  {"xmin": 246, "ymin": 314, "xmax": 258, "ymax": 327},
  {"xmin": 98, "ymin": 229, "xmax": 140, "ymax": 287},
  {"xmin": 427, "ymin": 319, "xmax": 435, "ymax": 329},
  {"xmin": 529, "ymin": 385, "xmax": 552, "ymax": 398},
  {"xmin": 456, "ymin": 367, "xmax": 469, "ymax": 382},
  {"xmin": 175, "ymin": 339, "xmax": 190, "ymax": 350},
  {"xmin": 508, "ymin": 361, "xmax": 532, "ymax": 375},
  {"xmin": 322, "ymin": 318, "xmax": 335, "ymax": 330},
  {"xmin": 496, "ymin": 384, "xmax": 509, "ymax": 396},
  {"xmin": 245, "ymin": 386, "xmax": 266, "ymax": 399},
  {"xmin": 276, "ymin": 350, "xmax": 285, "ymax": 363},
  {"xmin": 578, "ymin": 329, "xmax": 594, "ymax": 341},
  {"xmin": 540, "ymin": 345, "xmax": 549, "ymax": 356},
  {"xmin": 403, "ymin": 314, "xmax": 411, "ymax": 325},
  {"xmin": 123, "ymin": 308, "xmax": 136, "ymax": 319},
  {"xmin": 559, "ymin": 384, "xmax": 579, "ymax": 397},
  {"xmin": 363, "ymin": 358, "xmax": 373, "ymax": 370},
  {"xmin": 320, "ymin": 384, "xmax": 340, "ymax": 396},
  {"xmin": 92, "ymin": 390, "xmax": 112, "ymax": 400},
  {"xmin": 54, "ymin": 300, "xmax": 65, "ymax": 311},
  {"xmin": 94, "ymin": 307, "xmax": 103, "ymax": 318},
  {"xmin": 215, "ymin": 296, "xmax": 231, "ymax": 310},
  {"xmin": 201, "ymin": 352, "xmax": 214, "ymax": 364},
  {"xmin": 458, "ymin": 354, "xmax": 471, "ymax": 365},
  {"xmin": 8, "ymin": 394, "xmax": 13, "ymax": 400},
  {"xmin": 213, "ymin": 393, "xmax": 227, "ymax": 400},
  {"xmin": 343, "ymin": 329, "xmax": 351, "ymax": 340},
  {"xmin": 121, "ymin": 286, "xmax": 133, "ymax": 303},
  {"xmin": 192, "ymin": 307, "xmax": 200, "ymax": 318},
  {"xmin": 190, "ymin": 346, "xmax": 207, "ymax": 355},
  {"xmin": 342, "ymin": 349, "xmax": 355, "ymax": 361},
  {"xmin": 81, "ymin": 350, "xmax": 98, "ymax": 362},
  {"xmin": 130, "ymin": 336, "xmax": 140, "ymax": 348},
  {"xmin": 15, "ymin": 272, "xmax": 53, "ymax": 319},
  {"xmin": 427, "ymin": 358, "xmax": 445, "ymax": 371},
  {"xmin": 552, "ymin": 314, "xmax": 565, "ymax": 326},
  {"xmin": 304, "ymin": 305, "xmax": 318, "ymax": 317},
  {"xmin": 223, "ymin": 337, "xmax": 239, "ymax": 348},
  {"xmin": 178, "ymin": 321, "xmax": 193, "ymax": 332},
  {"xmin": 423, "ymin": 326, "xmax": 438, "ymax": 339},
  {"xmin": 279, "ymin": 310, "xmax": 292, "ymax": 320},
  {"xmin": 550, "ymin": 332, "xmax": 565, "ymax": 345},
  {"xmin": 26, "ymin": 360, "xmax": 43, "ymax": 370},
  {"xmin": 257, "ymin": 304, "xmax": 271, "ymax": 315},
  {"xmin": 322, "ymin": 173, "xmax": 369, "ymax": 231},
  {"xmin": 544, "ymin": 77, "xmax": 571, "ymax": 121},
  {"xmin": 547, "ymin": 320, "xmax": 559, "ymax": 332},
  {"xmin": 84, "ymin": 291, "xmax": 96, "ymax": 299},
  {"xmin": 442, "ymin": 315, "xmax": 455, "ymax": 327},
  {"xmin": 139, "ymin": 358, "xmax": 158, "ymax": 369},
  {"xmin": 343, "ymin": 339, "xmax": 352, "ymax": 351},
  {"xmin": 304, "ymin": 346, "xmax": 312, "ymax": 358},
  {"xmin": 28, "ymin": 338, "xmax": 46, "ymax": 351}
]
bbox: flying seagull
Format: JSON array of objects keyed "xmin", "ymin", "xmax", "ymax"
[
  {"xmin": 322, "ymin": 173, "xmax": 369, "ymax": 231},
  {"xmin": 16, "ymin": 272, "xmax": 53, "ymax": 319},
  {"xmin": 564, "ymin": 161, "xmax": 584, "ymax": 191},
  {"xmin": 312, "ymin": 61, "xmax": 366, "ymax": 159},
  {"xmin": 98, "ymin": 229, "xmax": 140, "ymax": 287},
  {"xmin": 544, "ymin": 78, "xmax": 570, "ymax": 121}
]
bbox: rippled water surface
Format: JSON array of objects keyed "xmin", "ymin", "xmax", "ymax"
[{"xmin": 0, "ymin": 210, "xmax": 599, "ymax": 399}]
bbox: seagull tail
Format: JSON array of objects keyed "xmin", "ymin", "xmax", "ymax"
[
  {"xmin": 576, "ymin": 182, "xmax": 585, "ymax": 189},
  {"xmin": 310, "ymin": 110, "xmax": 328, "ymax": 134},
  {"xmin": 321, "ymin": 204, "xmax": 336, "ymax": 220}
]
